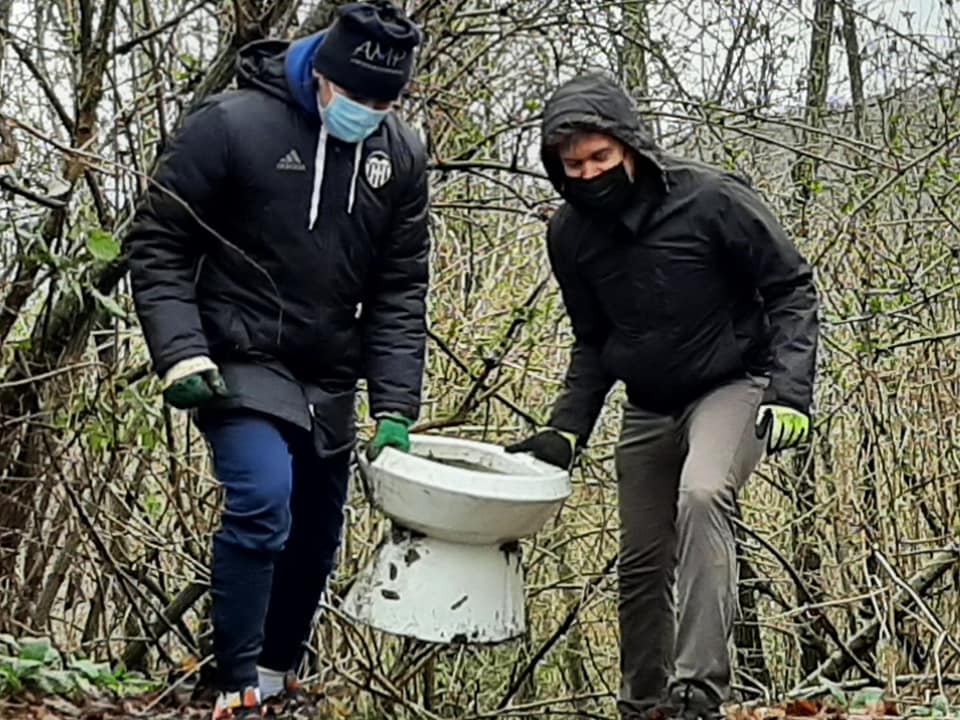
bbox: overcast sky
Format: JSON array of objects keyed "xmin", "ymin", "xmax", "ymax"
[{"xmin": 667, "ymin": 0, "xmax": 953, "ymax": 110}]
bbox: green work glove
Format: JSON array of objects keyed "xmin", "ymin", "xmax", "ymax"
[
  {"xmin": 161, "ymin": 356, "xmax": 228, "ymax": 410},
  {"xmin": 366, "ymin": 414, "xmax": 413, "ymax": 461},
  {"xmin": 756, "ymin": 404, "xmax": 810, "ymax": 453}
]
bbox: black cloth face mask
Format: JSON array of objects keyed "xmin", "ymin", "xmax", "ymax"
[{"xmin": 562, "ymin": 162, "xmax": 636, "ymax": 215}]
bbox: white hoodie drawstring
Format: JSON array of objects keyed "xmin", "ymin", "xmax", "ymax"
[
  {"xmin": 347, "ymin": 142, "xmax": 362, "ymax": 215},
  {"xmin": 307, "ymin": 126, "xmax": 365, "ymax": 228},
  {"xmin": 308, "ymin": 125, "xmax": 328, "ymax": 230}
]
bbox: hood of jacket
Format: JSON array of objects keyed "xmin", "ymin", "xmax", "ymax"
[
  {"xmin": 236, "ymin": 32, "xmax": 386, "ymax": 227},
  {"xmin": 540, "ymin": 72, "xmax": 665, "ymax": 198},
  {"xmin": 236, "ymin": 33, "xmax": 327, "ymax": 118}
]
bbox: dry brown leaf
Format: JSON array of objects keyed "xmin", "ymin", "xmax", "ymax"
[{"xmin": 785, "ymin": 699, "xmax": 823, "ymax": 717}]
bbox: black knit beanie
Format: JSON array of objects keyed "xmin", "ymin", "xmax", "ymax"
[{"xmin": 312, "ymin": 0, "xmax": 422, "ymax": 102}]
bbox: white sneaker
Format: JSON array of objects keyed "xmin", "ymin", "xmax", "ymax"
[{"xmin": 211, "ymin": 686, "xmax": 261, "ymax": 719}]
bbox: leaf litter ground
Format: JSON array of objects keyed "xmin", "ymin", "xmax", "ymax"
[
  {"xmin": 0, "ymin": 683, "xmax": 957, "ymax": 719},
  {"xmin": 0, "ymin": 685, "xmax": 346, "ymax": 719}
]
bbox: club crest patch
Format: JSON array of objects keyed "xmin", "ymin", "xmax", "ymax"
[{"xmin": 364, "ymin": 151, "xmax": 392, "ymax": 189}]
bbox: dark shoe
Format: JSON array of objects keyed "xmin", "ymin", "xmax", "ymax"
[
  {"xmin": 619, "ymin": 698, "xmax": 682, "ymax": 720},
  {"xmin": 212, "ymin": 687, "xmax": 262, "ymax": 719},
  {"xmin": 665, "ymin": 683, "xmax": 723, "ymax": 720}
]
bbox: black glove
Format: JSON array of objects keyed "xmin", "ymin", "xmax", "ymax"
[{"xmin": 505, "ymin": 428, "xmax": 578, "ymax": 470}]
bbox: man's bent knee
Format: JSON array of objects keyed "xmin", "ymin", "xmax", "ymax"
[
  {"xmin": 220, "ymin": 480, "xmax": 292, "ymax": 554},
  {"xmin": 677, "ymin": 482, "xmax": 734, "ymax": 520}
]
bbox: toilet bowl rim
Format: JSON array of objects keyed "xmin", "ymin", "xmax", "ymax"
[{"xmin": 360, "ymin": 432, "xmax": 569, "ymax": 480}]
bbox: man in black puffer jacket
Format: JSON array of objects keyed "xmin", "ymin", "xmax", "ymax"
[
  {"xmin": 508, "ymin": 73, "xmax": 819, "ymax": 720},
  {"xmin": 124, "ymin": 2, "xmax": 429, "ymax": 717}
]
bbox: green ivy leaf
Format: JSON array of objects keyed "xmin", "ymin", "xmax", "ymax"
[
  {"xmin": 930, "ymin": 695, "xmax": 950, "ymax": 717},
  {"xmin": 0, "ymin": 664, "xmax": 23, "ymax": 693},
  {"xmin": 823, "ymin": 679, "xmax": 847, "ymax": 708},
  {"xmin": 36, "ymin": 668, "xmax": 74, "ymax": 694},
  {"xmin": 70, "ymin": 658, "xmax": 111, "ymax": 682},
  {"xmin": 849, "ymin": 686, "xmax": 885, "ymax": 714},
  {"xmin": 19, "ymin": 638, "xmax": 58, "ymax": 665},
  {"xmin": 143, "ymin": 493, "xmax": 163, "ymax": 520},
  {"xmin": 87, "ymin": 229, "xmax": 121, "ymax": 262},
  {"xmin": 89, "ymin": 287, "xmax": 127, "ymax": 320},
  {"xmin": 10, "ymin": 657, "xmax": 44, "ymax": 676},
  {"xmin": 139, "ymin": 427, "xmax": 159, "ymax": 452}
]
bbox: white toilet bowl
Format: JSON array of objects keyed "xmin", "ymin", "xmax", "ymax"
[
  {"xmin": 359, "ymin": 434, "xmax": 571, "ymax": 544},
  {"xmin": 340, "ymin": 433, "xmax": 572, "ymax": 644}
]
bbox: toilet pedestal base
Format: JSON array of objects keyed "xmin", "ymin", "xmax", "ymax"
[{"xmin": 340, "ymin": 525, "xmax": 526, "ymax": 644}]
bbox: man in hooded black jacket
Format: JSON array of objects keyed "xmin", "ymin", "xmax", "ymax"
[
  {"xmin": 507, "ymin": 73, "xmax": 819, "ymax": 719},
  {"xmin": 124, "ymin": 2, "xmax": 429, "ymax": 717}
]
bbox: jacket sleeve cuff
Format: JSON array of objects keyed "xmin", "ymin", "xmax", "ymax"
[
  {"xmin": 371, "ymin": 404, "xmax": 418, "ymax": 423},
  {"xmin": 762, "ymin": 381, "xmax": 812, "ymax": 415},
  {"xmin": 547, "ymin": 427, "xmax": 580, "ymax": 452},
  {"xmin": 161, "ymin": 355, "xmax": 217, "ymax": 390},
  {"xmin": 374, "ymin": 413, "xmax": 415, "ymax": 428}
]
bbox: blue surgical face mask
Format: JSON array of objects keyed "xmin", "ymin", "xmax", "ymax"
[{"xmin": 317, "ymin": 86, "xmax": 389, "ymax": 143}]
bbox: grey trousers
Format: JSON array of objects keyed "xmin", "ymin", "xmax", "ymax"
[{"xmin": 615, "ymin": 375, "xmax": 767, "ymax": 715}]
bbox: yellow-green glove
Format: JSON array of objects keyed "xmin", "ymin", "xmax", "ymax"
[{"xmin": 756, "ymin": 404, "xmax": 810, "ymax": 453}]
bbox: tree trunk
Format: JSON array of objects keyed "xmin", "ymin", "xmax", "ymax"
[
  {"xmin": 0, "ymin": 0, "xmax": 122, "ymax": 593},
  {"xmin": 0, "ymin": 0, "xmax": 13, "ymax": 89},
  {"xmin": 839, "ymin": 1, "xmax": 866, "ymax": 139},
  {"xmin": 621, "ymin": 0, "xmax": 651, "ymax": 110},
  {"xmin": 791, "ymin": 451, "xmax": 830, "ymax": 675},
  {"xmin": 786, "ymin": 0, "xmax": 836, "ymax": 678},
  {"xmin": 0, "ymin": 0, "xmax": 313, "ymax": 595},
  {"xmin": 790, "ymin": 0, "xmax": 836, "ymax": 203},
  {"xmin": 735, "ymin": 555, "xmax": 771, "ymax": 692},
  {"xmin": 803, "ymin": 0, "xmax": 836, "ymax": 132}
]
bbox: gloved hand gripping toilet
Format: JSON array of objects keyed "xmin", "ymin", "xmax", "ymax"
[
  {"xmin": 505, "ymin": 427, "xmax": 579, "ymax": 471},
  {"xmin": 365, "ymin": 413, "xmax": 414, "ymax": 460}
]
